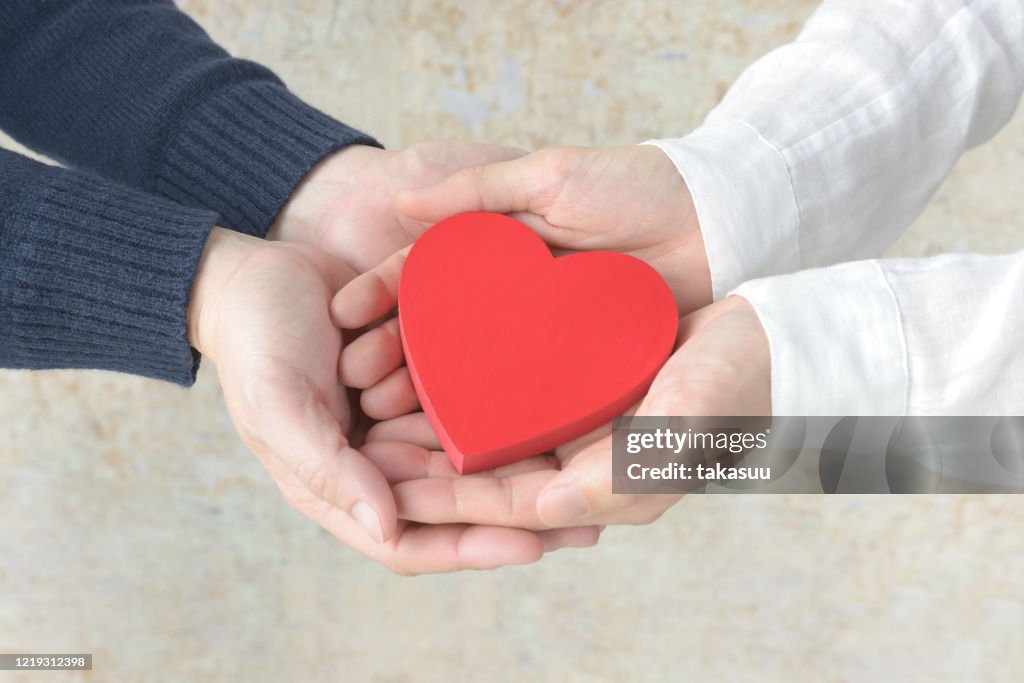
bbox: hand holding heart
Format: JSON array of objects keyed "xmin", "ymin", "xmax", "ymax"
[
  {"xmin": 219, "ymin": 141, "xmax": 769, "ymax": 571},
  {"xmin": 333, "ymin": 210, "xmax": 771, "ymax": 530},
  {"xmin": 189, "ymin": 230, "xmax": 601, "ymax": 577},
  {"xmin": 199, "ymin": 141, "xmax": 606, "ymax": 575},
  {"xmin": 396, "ymin": 145, "xmax": 714, "ymax": 315}
]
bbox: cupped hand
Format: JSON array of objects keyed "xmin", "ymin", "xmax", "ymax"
[
  {"xmin": 333, "ymin": 250, "xmax": 769, "ymax": 531},
  {"xmin": 188, "ymin": 228, "xmax": 600, "ymax": 574},
  {"xmin": 267, "ymin": 141, "xmax": 527, "ymax": 273},
  {"xmin": 394, "ymin": 145, "xmax": 711, "ymax": 314}
]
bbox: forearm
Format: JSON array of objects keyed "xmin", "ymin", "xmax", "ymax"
[
  {"xmin": 0, "ymin": 148, "xmax": 214, "ymax": 385},
  {"xmin": 648, "ymin": 0, "xmax": 1024, "ymax": 298},
  {"xmin": 734, "ymin": 249, "xmax": 1024, "ymax": 416},
  {"xmin": 0, "ymin": 0, "xmax": 381, "ymax": 237}
]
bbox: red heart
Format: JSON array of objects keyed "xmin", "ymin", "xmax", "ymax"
[{"xmin": 399, "ymin": 212, "xmax": 679, "ymax": 474}]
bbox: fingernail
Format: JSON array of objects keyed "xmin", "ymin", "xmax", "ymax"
[
  {"xmin": 539, "ymin": 486, "xmax": 590, "ymax": 523},
  {"xmin": 351, "ymin": 501, "xmax": 384, "ymax": 543}
]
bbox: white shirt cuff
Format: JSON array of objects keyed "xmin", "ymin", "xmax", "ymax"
[
  {"xmin": 643, "ymin": 119, "xmax": 801, "ymax": 300},
  {"xmin": 731, "ymin": 261, "xmax": 909, "ymax": 416}
]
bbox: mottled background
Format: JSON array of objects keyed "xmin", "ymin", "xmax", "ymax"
[{"xmin": 2, "ymin": 1, "xmax": 1023, "ymax": 681}]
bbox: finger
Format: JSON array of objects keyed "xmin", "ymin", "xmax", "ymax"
[
  {"xmin": 361, "ymin": 440, "xmax": 560, "ymax": 485},
  {"xmin": 393, "ymin": 469, "xmax": 558, "ymax": 529},
  {"xmin": 396, "ymin": 151, "xmax": 565, "ymax": 223},
  {"xmin": 366, "ymin": 412, "xmax": 441, "ymax": 450},
  {"xmin": 339, "ymin": 317, "xmax": 404, "ymax": 388},
  {"xmin": 327, "ymin": 510, "xmax": 546, "ymax": 574},
  {"xmin": 331, "ymin": 247, "xmax": 408, "ymax": 329},
  {"xmin": 367, "ymin": 416, "xmax": 561, "ymax": 478},
  {"xmin": 474, "ymin": 453, "xmax": 562, "ymax": 479},
  {"xmin": 388, "ymin": 523, "xmax": 547, "ymax": 574},
  {"xmin": 275, "ymin": 453, "xmax": 588, "ymax": 574},
  {"xmin": 360, "ymin": 440, "xmax": 458, "ymax": 484},
  {"xmin": 296, "ymin": 489, "xmax": 545, "ymax": 574},
  {"xmin": 537, "ymin": 437, "xmax": 623, "ymax": 526},
  {"xmin": 389, "ymin": 143, "xmax": 531, "ymax": 236},
  {"xmin": 505, "ymin": 210, "xmax": 595, "ymax": 252},
  {"xmin": 360, "ymin": 366, "xmax": 420, "ymax": 420},
  {"xmin": 538, "ymin": 525, "xmax": 604, "ymax": 552}
]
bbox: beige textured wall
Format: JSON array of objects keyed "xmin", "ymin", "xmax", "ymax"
[{"xmin": 2, "ymin": 1, "xmax": 1023, "ymax": 681}]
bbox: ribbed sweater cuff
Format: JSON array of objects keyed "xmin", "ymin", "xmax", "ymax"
[
  {"xmin": 154, "ymin": 80, "xmax": 382, "ymax": 237},
  {"xmin": 0, "ymin": 152, "xmax": 216, "ymax": 386}
]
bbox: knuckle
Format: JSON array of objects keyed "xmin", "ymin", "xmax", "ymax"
[
  {"xmin": 497, "ymin": 477, "xmax": 521, "ymax": 522},
  {"xmin": 535, "ymin": 147, "xmax": 576, "ymax": 181},
  {"xmin": 295, "ymin": 458, "xmax": 334, "ymax": 503},
  {"xmin": 458, "ymin": 164, "xmax": 489, "ymax": 185},
  {"xmin": 399, "ymin": 144, "xmax": 434, "ymax": 174}
]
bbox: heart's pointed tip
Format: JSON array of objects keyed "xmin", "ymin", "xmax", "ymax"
[
  {"xmin": 449, "ymin": 450, "xmax": 468, "ymax": 475},
  {"xmin": 447, "ymin": 441, "xmax": 537, "ymax": 476}
]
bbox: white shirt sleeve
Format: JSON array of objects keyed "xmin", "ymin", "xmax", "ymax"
[
  {"xmin": 732, "ymin": 250, "xmax": 1024, "ymax": 415},
  {"xmin": 645, "ymin": 0, "xmax": 1024, "ymax": 300}
]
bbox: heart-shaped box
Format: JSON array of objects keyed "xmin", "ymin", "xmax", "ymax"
[{"xmin": 399, "ymin": 212, "xmax": 678, "ymax": 474}]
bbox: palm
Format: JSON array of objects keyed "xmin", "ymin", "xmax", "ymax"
[{"xmin": 209, "ymin": 243, "xmax": 362, "ymax": 506}]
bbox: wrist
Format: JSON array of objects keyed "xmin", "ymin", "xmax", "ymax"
[
  {"xmin": 643, "ymin": 121, "xmax": 800, "ymax": 301},
  {"xmin": 268, "ymin": 144, "xmax": 386, "ymax": 244},
  {"xmin": 187, "ymin": 227, "xmax": 265, "ymax": 361},
  {"xmin": 635, "ymin": 144, "xmax": 712, "ymax": 313},
  {"xmin": 666, "ymin": 226, "xmax": 713, "ymax": 314}
]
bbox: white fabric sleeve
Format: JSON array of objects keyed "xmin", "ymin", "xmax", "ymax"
[
  {"xmin": 732, "ymin": 250, "xmax": 1024, "ymax": 416},
  {"xmin": 645, "ymin": 0, "xmax": 1024, "ymax": 300}
]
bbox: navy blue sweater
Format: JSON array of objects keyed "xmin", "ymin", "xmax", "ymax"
[{"xmin": 0, "ymin": 1, "xmax": 380, "ymax": 385}]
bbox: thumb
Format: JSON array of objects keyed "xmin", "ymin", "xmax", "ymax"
[
  {"xmin": 536, "ymin": 437, "xmax": 624, "ymax": 527},
  {"xmin": 396, "ymin": 151, "xmax": 563, "ymax": 223}
]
